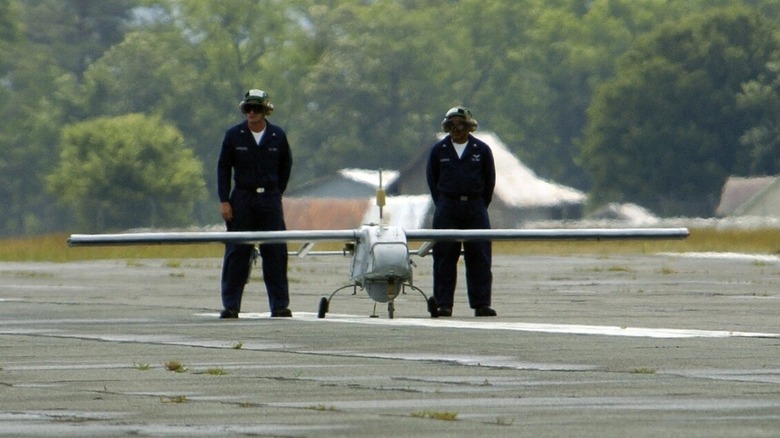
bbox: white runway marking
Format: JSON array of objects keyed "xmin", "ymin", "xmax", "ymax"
[
  {"xmin": 662, "ymin": 251, "xmax": 780, "ymax": 263},
  {"xmin": 222, "ymin": 312, "xmax": 780, "ymax": 339}
]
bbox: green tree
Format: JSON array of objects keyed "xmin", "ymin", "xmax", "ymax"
[
  {"xmin": 490, "ymin": 0, "xmax": 721, "ymax": 189},
  {"xmin": 0, "ymin": 0, "xmax": 139, "ymax": 235},
  {"xmin": 6, "ymin": 0, "xmax": 780, "ymax": 237},
  {"xmin": 80, "ymin": 0, "xmax": 312, "ymax": 216},
  {"xmin": 510, "ymin": 0, "xmax": 657, "ymax": 188},
  {"xmin": 735, "ymin": 61, "xmax": 780, "ymax": 175},
  {"xmin": 0, "ymin": 0, "xmax": 21, "ymax": 68},
  {"xmin": 47, "ymin": 114, "xmax": 206, "ymax": 231},
  {"xmin": 18, "ymin": 0, "xmax": 138, "ymax": 78},
  {"xmin": 581, "ymin": 7, "xmax": 779, "ymax": 216},
  {"xmin": 291, "ymin": 0, "xmax": 479, "ymax": 179}
]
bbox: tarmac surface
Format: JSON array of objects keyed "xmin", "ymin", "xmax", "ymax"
[{"xmin": 1, "ymin": 250, "xmax": 780, "ymax": 437}]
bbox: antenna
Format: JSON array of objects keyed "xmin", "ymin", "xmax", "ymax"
[{"xmin": 376, "ymin": 169, "xmax": 386, "ymax": 222}]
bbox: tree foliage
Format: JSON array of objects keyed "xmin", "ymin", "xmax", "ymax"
[
  {"xmin": 0, "ymin": 0, "xmax": 141, "ymax": 235},
  {"xmin": 3, "ymin": 0, "xmax": 780, "ymax": 235},
  {"xmin": 0, "ymin": 0, "xmax": 21, "ymax": 68},
  {"xmin": 736, "ymin": 62, "xmax": 780, "ymax": 175},
  {"xmin": 18, "ymin": 0, "xmax": 137, "ymax": 78},
  {"xmin": 581, "ymin": 7, "xmax": 780, "ymax": 215},
  {"xmin": 48, "ymin": 114, "xmax": 205, "ymax": 231}
]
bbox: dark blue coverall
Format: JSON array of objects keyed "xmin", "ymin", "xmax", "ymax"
[
  {"xmin": 217, "ymin": 120, "xmax": 292, "ymax": 313},
  {"xmin": 426, "ymin": 134, "xmax": 496, "ymax": 310}
]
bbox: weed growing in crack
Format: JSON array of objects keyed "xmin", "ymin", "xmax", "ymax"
[
  {"xmin": 165, "ymin": 360, "xmax": 187, "ymax": 373},
  {"xmin": 411, "ymin": 410, "xmax": 458, "ymax": 421}
]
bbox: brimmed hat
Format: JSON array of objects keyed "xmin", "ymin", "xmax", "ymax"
[
  {"xmin": 441, "ymin": 106, "xmax": 478, "ymax": 132},
  {"xmin": 239, "ymin": 89, "xmax": 274, "ymax": 114}
]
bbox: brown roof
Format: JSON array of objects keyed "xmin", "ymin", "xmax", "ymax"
[{"xmin": 284, "ymin": 198, "xmax": 370, "ymax": 229}]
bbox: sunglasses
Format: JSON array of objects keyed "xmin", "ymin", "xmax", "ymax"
[
  {"xmin": 244, "ymin": 104, "xmax": 265, "ymax": 114},
  {"xmin": 444, "ymin": 120, "xmax": 468, "ymax": 131}
]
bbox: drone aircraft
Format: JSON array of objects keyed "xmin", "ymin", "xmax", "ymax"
[{"xmin": 68, "ymin": 185, "xmax": 690, "ymax": 319}]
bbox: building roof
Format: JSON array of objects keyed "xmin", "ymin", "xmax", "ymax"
[
  {"xmin": 286, "ymin": 169, "xmax": 398, "ymax": 198},
  {"xmin": 716, "ymin": 176, "xmax": 777, "ymax": 217},
  {"xmin": 361, "ymin": 195, "xmax": 432, "ymax": 228},
  {"xmin": 338, "ymin": 168, "xmax": 399, "ymax": 188},
  {"xmin": 482, "ymin": 132, "xmax": 585, "ymax": 207},
  {"xmin": 388, "ymin": 131, "xmax": 585, "ymax": 208},
  {"xmin": 285, "ymin": 132, "xmax": 585, "ymax": 229},
  {"xmin": 283, "ymin": 198, "xmax": 370, "ymax": 229}
]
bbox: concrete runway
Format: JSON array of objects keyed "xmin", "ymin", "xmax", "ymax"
[{"xmin": 1, "ymin": 251, "xmax": 779, "ymax": 437}]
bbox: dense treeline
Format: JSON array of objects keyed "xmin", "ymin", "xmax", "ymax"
[{"xmin": 2, "ymin": 0, "xmax": 780, "ymax": 235}]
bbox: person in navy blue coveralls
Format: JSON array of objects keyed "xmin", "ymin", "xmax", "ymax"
[
  {"xmin": 426, "ymin": 106, "xmax": 497, "ymax": 317},
  {"xmin": 217, "ymin": 89, "xmax": 292, "ymax": 318}
]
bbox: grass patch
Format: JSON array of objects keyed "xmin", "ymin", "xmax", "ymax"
[
  {"xmin": 3, "ymin": 227, "xmax": 780, "ymax": 262},
  {"xmin": 411, "ymin": 410, "xmax": 458, "ymax": 421},
  {"xmin": 494, "ymin": 416, "xmax": 515, "ymax": 426},
  {"xmin": 3, "ymin": 271, "xmax": 53, "ymax": 278},
  {"xmin": 164, "ymin": 360, "xmax": 187, "ymax": 373},
  {"xmin": 492, "ymin": 227, "xmax": 780, "ymax": 256},
  {"xmin": 0, "ymin": 233, "xmax": 224, "ymax": 262}
]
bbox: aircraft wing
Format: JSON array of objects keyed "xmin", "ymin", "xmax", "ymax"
[
  {"xmin": 404, "ymin": 227, "xmax": 690, "ymax": 241},
  {"xmin": 404, "ymin": 227, "xmax": 689, "ymax": 257},
  {"xmin": 68, "ymin": 227, "xmax": 689, "ymax": 247},
  {"xmin": 67, "ymin": 230, "xmax": 360, "ymax": 246}
]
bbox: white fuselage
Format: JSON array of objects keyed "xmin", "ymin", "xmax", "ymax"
[{"xmin": 349, "ymin": 225, "xmax": 412, "ymax": 303}]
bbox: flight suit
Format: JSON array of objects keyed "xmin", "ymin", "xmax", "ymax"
[
  {"xmin": 426, "ymin": 134, "xmax": 496, "ymax": 310},
  {"xmin": 217, "ymin": 120, "xmax": 292, "ymax": 313}
]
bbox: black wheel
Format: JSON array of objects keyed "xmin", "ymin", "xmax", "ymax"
[
  {"xmin": 427, "ymin": 296, "xmax": 439, "ymax": 318},
  {"xmin": 317, "ymin": 297, "xmax": 329, "ymax": 319}
]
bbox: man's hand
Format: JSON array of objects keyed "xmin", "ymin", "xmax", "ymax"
[{"xmin": 220, "ymin": 202, "xmax": 233, "ymax": 222}]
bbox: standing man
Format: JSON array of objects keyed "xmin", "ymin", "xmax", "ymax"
[
  {"xmin": 217, "ymin": 89, "xmax": 293, "ymax": 318},
  {"xmin": 426, "ymin": 106, "xmax": 497, "ymax": 317}
]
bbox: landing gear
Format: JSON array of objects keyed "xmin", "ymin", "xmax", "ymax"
[
  {"xmin": 427, "ymin": 296, "xmax": 438, "ymax": 318},
  {"xmin": 317, "ymin": 297, "xmax": 329, "ymax": 319},
  {"xmin": 316, "ymin": 284, "xmax": 356, "ymax": 319},
  {"xmin": 317, "ymin": 282, "xmax": 436, "ymax": 319}
]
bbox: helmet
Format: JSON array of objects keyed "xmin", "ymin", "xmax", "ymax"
[
  {"xmin": 239, "ymin": 89, "xmax": 274, "ymax": 115},
  {"xmin": 441, "ymin": 106, "xmax": 478, "ymax": 132}
]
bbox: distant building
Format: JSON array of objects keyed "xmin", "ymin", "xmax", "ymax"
[
  {"xmin": 586, "ymin": 202, "xmax": 659, "ymax": 226},
  {"xmin": 286, "ymin": 169, "xmax": 399, "ymax": 199},
  {"xmin": 716, "ymin": 176, "xmax": 780, "ymax": 218},
  {"xmin": 284, "ymin": 198, "xmax": 370, "ymax": 230},
  {"xmin": 286, "ymin": 132, "xmax": 586, "ymax": 229},
  {"xmin": 388, "ymin": 132, "xmax": 585, "ymax": 227},
  {"xmin": 284, "ymin": 169, "xmax": 425, "ymax": 229}
]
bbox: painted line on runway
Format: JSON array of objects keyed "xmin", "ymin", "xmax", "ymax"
[
  {"xmin": 662, "ymin": 251, "xmax": 780, "ymax": 263},
  {"xmin": 222, "ymin": 312, "xmax": 779, "ymax": 339},
  {"xmin": 269, "ymin": 395, "xmax": 780, "ymax": 412}
]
